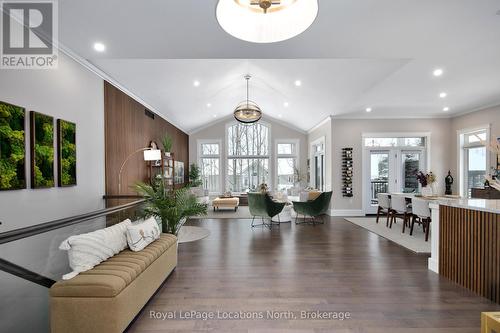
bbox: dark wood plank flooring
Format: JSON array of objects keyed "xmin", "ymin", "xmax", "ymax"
[{"xmin": 127, "ymin": 217, "xmax": 500, "ymax": 332}]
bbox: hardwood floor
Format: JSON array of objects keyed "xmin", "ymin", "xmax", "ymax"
[{"xmin": 127, "ymin": 217, "xmax": 500, "ymax": 332}]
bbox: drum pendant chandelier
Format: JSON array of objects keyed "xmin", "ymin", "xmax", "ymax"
[
  {"xmin": 216, "ymin": 0, "xmax": 319, "ymax": 43},
  {"xmin": 233, "ymin": 75, "xmax": 262, "ymax": 124}
]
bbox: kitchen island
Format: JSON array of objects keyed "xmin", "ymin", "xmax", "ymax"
[{"xmin": 428, "ymin": 198, "xmax": 500, "ymax": 304}]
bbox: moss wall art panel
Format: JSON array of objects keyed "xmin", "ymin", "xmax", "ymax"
[
  {"xmin": 0, "ymin": 101, "xmax": 26, "ymax": 190},
  {"xmin": 57, "ymin": 119, "xmax": 76, "ymax": 186},
  {"xmin": 30, "ymin": 111, "xmax": 54, "ymax": 188}
]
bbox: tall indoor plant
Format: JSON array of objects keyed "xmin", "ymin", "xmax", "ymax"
[
  {"xmin": 188, "ymin": 163, "xmax": 203, "ymax": 187},
  {"xmin": 162, "ymin": 134, "xmax": 173, "ymax": 156},
  {"xmin": 135, "ymin": 180, "xmax": 207, "ymax": 235}
]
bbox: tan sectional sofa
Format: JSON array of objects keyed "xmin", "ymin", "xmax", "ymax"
[{"xmin": 50, "ymin": 233, "xmax": 177, "ymax": 333}]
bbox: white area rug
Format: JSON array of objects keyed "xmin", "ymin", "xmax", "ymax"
[
  {"xmin": 190, "ymin": 206, "xmax": 298, "ymax": 220},
  {"xmin": 344, "ymin": 217, "xmax": 431, "ymax": 254},
  {"xmin": 177, "ymin": 226, "xmax": 210, "ymax": 243}
]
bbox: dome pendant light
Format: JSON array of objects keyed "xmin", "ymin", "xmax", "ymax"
[
  {"xmin": 233, "ymin": 75, "xmax": 262, "ymax": 124},
  {"xmin": 216, "ymin": 0, "xmax": 319, "ymax": 43}
]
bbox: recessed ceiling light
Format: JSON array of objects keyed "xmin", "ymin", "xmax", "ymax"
[
  {"xmin": 93, "ymin": 42, "xmax": 106, "ymax": 52},
  {"xmin": 443, "ymin": 107, "xmax": 450, "ymax": 112},
  {"xmin": 213, "ymin": 114, "xmax": 217, "ymax": 118},
  {"xmin": 206, "ymin": 103, "xmax": 212, "ymax": 108},
  {"xmin": 283, "ymin": 102, "xmax": 289, "ymax": 107},
  {"xmin": 294, "ymin": 80, "xmax": 302, "ymax": 87},
  {"xmin": 365, "ymin": 107, "xmax": 372, "ymax": 113},
  {"xmin": 278, "ymin": 114, "xmax": 283, "ymax": 118},
  {"xmin": 433, "ymin": 68, "xmax": 444, "ymax": 77},
  {"xmin": 439, "ymin": 92, "xmax": 447, "ymax": 98},
  {"xmin": 193, "ymin": 80, "xmax": 200, "ymax": 87}
]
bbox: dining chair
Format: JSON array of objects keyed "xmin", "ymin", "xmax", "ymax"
[
  {"xmin": 389, "ymin": 194, "xmax": 412, "ymax": 233},
  {"xmin": 376, "ymin": 193, "xmax": 391, "ymax": 226},
  {"xmin": 410, "ymin": 197, "xmax": 431, "ymax": 241}
]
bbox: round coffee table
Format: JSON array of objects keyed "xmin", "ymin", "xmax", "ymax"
[{"xmin": 271, "ymin": 204, "xmax": 293, "ymax": 223}]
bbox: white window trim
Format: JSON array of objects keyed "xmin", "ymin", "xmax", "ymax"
[
  {"xmin": 225, "ymin": 121, "xmax": 272, "ymax": 192},
  {"xmin": 457, "ymin": 125, "xmax": 491, "ymax": 197},
  {"xmin": 197, "ymin": 139, "xmax": 222, "ymax": 195},
  {"xmin": 310, "ymin": 136, "xmax": 326, "ymax": 190},
  {"xmin": 275, "ymin": 139, "xmax": 300, "ymax": 190}
]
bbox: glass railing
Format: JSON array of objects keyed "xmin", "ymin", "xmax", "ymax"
[{"xmin": 0, "ymin": 197, "xmax": 145, "ymax": 333}]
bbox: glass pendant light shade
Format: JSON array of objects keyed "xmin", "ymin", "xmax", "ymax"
[
  {"xmin": 233, "ymin": 100, "xmax": 262, "ymax": 123},
  {"xmin": 233, "ymin": 75, "xmax": 262, "ymax": 124},
  {"xmin": 216, "ymin": 0, "xmax": 318, "ymax": 43}
]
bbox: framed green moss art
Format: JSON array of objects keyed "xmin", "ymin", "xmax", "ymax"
[
  {"xmin": 30, "ymin": 111, "xmax": 54, "ymax": 188},
  {"xmin": 57, "ymin": 119, "xmax": 76, "ymax": 186},
  {"xmin": 0, "ymin": 101, "xmax": 26, "ymax": 190}
]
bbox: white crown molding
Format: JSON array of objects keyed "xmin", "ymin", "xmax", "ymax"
[
  {"xmin": 447, "ymin": 101, "xmax": 500, "ymax": 119},
  {"xmin": 56, "ymin": 44, "xmax": 188, "ymax": 133},
  {"xmin": 307, "ymin": 116, "xmax": 332, "ymax": 134}
]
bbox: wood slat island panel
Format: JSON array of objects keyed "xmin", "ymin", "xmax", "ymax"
[{"xmin": 439, "ymin": 205, "xmax": 500, "ymax": 303}]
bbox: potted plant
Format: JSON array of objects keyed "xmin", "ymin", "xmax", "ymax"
[
  {"xmin": 188, "ymin": 163, "xmax": 203, "ymax": 188},
  {"xmin": 162, "ymin": 134, "xmax": 173, "ymax": 157},
  {"xmin": 135, "ymin": 180, "xmax": 207, "ymax": 235}
]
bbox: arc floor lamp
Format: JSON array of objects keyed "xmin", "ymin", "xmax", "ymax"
[{"xmin": 118, "ymin": 143, "xmax": 162, "ymax": 194}]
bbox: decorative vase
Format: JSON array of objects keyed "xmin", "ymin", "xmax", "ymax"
[{"xmin": 421, "ymin": 186, "xmax": 433, "ymax": 197}]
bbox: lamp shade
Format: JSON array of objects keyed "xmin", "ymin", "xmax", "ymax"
[
  {"xmin": 143, "ymin": 149, "xmax": 162, "ymax": 161},
  {"xmin": 216, "ymin": 0, "xmax": 318, "ymax": 43}
]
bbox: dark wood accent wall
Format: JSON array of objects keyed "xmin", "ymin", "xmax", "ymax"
[
  {"xmin": 104, "ymin": 82, "xmax": 189, "ymax": 196},
  {"xmin": 439, "ymin": 205, "xmax": 500, "ymax": 303}
]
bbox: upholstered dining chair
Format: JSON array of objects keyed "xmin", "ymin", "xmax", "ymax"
[
  {"xmin": 376, "ymin": 193, "xmax": 391, "ymax": 226},
  {"xmin": 410, "ymin": 197, "xmax": 431, "ymax": 241},
  {"xmin": 389, "ymin": 194, "xmax": 412, "ymax": 233},
  {"xmin": 292, "ymin": 191, "xmax": 332, "ymax": 225},
  {"xmin": 248, "ymin": 192, "xmax": 286, "ymax": 229}
]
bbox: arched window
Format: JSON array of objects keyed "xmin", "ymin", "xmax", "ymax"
[{"xmin": 226, "ymin": 122, "xmax": 270, "ymax": 192}]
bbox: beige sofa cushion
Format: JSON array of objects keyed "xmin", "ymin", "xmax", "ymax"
[{"xmin": 50, "ymin": 234, "xmax": 177, "ymax": 298}]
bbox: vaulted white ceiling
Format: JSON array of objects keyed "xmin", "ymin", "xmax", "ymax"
[{"xmin": 57, "ymin": 0, "xmax": 500, "ymax": 132}]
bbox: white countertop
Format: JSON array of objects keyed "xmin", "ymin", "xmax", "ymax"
[{"xmin": 429, "ymin": 198, "xmax": 500, "ymax": 214}]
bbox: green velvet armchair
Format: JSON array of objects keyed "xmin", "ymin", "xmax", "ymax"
[
  {"xmin": 248, "ymin": 192, "xmax": 286, "ymax": 228},
  {"xmin": 292, "ymin": 191, "xmax": 332, "ymax": 225}
]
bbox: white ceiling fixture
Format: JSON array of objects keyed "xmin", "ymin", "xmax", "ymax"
[
  {"xmin": 365, "ymin": 107, "xmax": 372, "ymax": 112},
  {"xmin": 439, "ymin": 92, "xmax": 447, "ymax": 98},
  {"xmin": 433, "ymin": 68, "xmax": 444, "ymax": 77},
  {"xmin": 206, "ymin": 103, "xmax": 212, "ymax": 108},
  {"xmin": 93, "ymin": 42, "xmax": 106, "ymax": 52},
  {"xmin": 443, "ymin": 106, "xmax": 450, "ymax": 111},
  {"xmin": 294, "ymin": 80, "xmax": 302, "ymax": 86},
  {"xmin": 193, "ymin": 80, "xmax": 201, "ymax": 87},
  {"xmin": 216, "ymin": 0, "xmax": 318, "ymax": 43},
  {"xmin": 283, "ymin": 102, "xmax": 289, "ymax": 107},
  {"xmin": 278, "ymin": 114, "xmax": 283, "ymax": 118},
  {"xmin": 213, "ymin": 114, "xmax": 218, "ymax": 118}
]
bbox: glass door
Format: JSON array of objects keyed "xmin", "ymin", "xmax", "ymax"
[
  {"xmin": 401, "ymin": 151, "xmax": 422, "ymax": 193},
  {"xmin": 369, "ymin": 151, "xmax": 391, "ymax": 206}
]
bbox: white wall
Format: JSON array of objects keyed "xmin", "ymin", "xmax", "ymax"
[
  {"xmin": 189, "ymin": 115, "xmax": 308, "ymax": 192},
  {"xmin": 0, "ymin": 53, "xmax": 105, "ymax": 332},
  {"xmin": 0, "ymin": 54, "xmax": 105, "ymax": 231},
  {"xmin": 307, "ymin": 118, "xmax": 451, "ymax": 215}
]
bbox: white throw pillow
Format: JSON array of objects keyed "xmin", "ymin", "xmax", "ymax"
[
  {"xmin": 126, "ymin": 217, "xmax": 161, "ymax": 252},
  {"xmin": 59, "ymin": 219, "xmax": 132, "ymax": 280}
]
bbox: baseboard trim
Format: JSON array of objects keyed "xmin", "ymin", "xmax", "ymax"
[{"xmin": 328, "ymin": 209, "xmax": 365, "ymax": 217}]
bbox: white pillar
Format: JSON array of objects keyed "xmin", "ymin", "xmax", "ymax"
[{"xmin": 428, "ymin": 203, "xmax": 440, "ymax": 273}]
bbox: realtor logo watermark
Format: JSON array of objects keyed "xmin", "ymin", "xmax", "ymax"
[{"xmin": 1, "ymin": 0, "xmax": 58, "ymax": 69}]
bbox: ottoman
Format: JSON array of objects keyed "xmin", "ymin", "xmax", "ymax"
[{"xmin": 213, "ymin": 197, "xmax": 240, "ymax": 211}]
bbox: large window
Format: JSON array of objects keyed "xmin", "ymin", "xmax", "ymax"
[
  {"xmin": 226, "ymin": 123, "xmax": 270, "ymax": 192},
  {"xmin": 461, "ymin": 129, "xmax": 488, "ymax": 197},
  {"xmin": 276, "ymin": 141, "xmax": 298, "ymax": 191},
  {"xmin": 199, "ymin": 141, "xmax": 220, "ymax": 193},
  {"xmin": 311, "ymin": 139, "xmax": 325, "ymax": 191}
]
